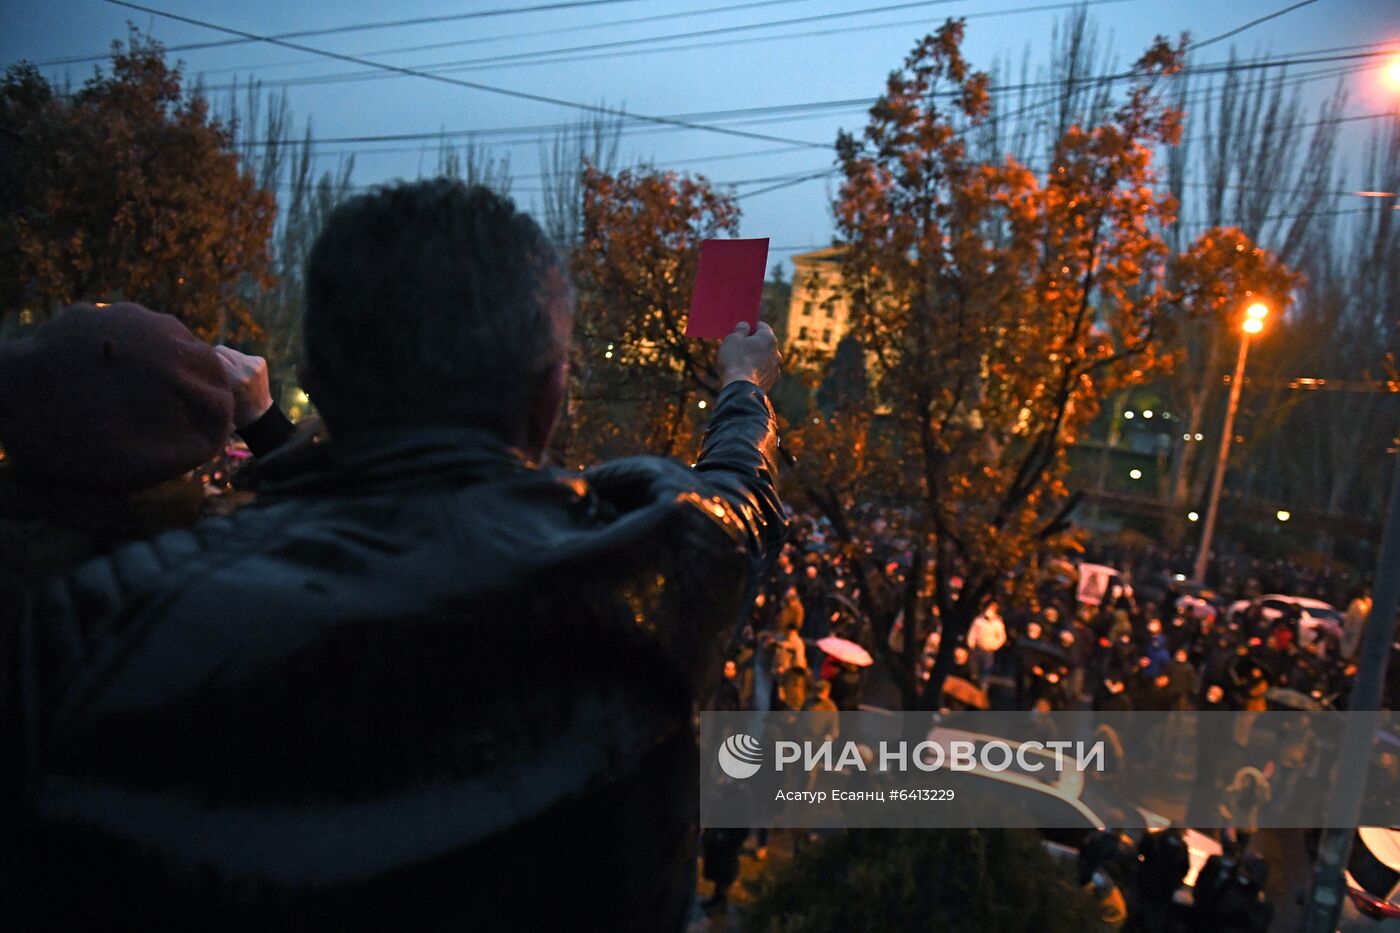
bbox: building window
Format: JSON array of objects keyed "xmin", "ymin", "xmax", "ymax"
[
  {"xmin": 822, "ymin": 329, "xmax": 832, "ymax": 342},
  {"xmin": 825, "ymin": 305, "xmax": 834, "ymax": 318},
  {"xmin": 798, "ymin": 326, "xmax": 809, "ymax": 339},
  {"xmin": 802, "ymin": 301, "xmax": 813, "ymax": 317}
]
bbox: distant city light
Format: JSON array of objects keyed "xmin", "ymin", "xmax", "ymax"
[
  {"xmin": 1188, "ymin": 512, "xmax": 1200, "ymax": 522},
  {"xmin": 1242, "ymin": 317, "xmax": 1264, "ymax": 334},
  {"xmin": 1246, "ymin": 303, "xmax": 1269, "ymax": 320},
  {"xmin": 697, "ymin": 399, "xmax": 708, "ymax": 409},
  {"xmin": 1182, "ymin": 433, "xmax": 1192, "ymax": 441},
  {"xmin": 1143, "ymin": 410, "xmax": 1154, "ymax": 419},
  {"xmin": 1277, "ymin": 510, "xmax": 1292, "ymax": 522},
  {"xmin": 1194, "ymin": 433, "xmax": 1204, "ymax": 441},
  {"xmin": 1129, "ymin": 469, "xmax": 1143, "ymax": 480},
  {"xmin": 604, "ymin": 351, "xmax": 613, "ymax": 359},
  {"xmin": 1123, "ymin": 411, "xmax": 1135, "ymax": 420}
]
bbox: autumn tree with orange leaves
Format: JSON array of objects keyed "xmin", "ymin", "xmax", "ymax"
[
  {"xmin": 560, "ymin": 165, "xmax": 740, "ymax": 464},
  {"xmin": 0, "ymin": 35, "xmax": 275, "ymax": 341},
  {"xmin": 798, "ymin": 19, "xmax": 1298, "ymax": 709}
]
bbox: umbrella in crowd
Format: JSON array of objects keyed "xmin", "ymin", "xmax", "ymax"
[
  {"xmin": 816, "ymin": 636, "xmax": 873, "ymax": 668},
  {"xmin": 943, "ymin": 676, "xmax": 990, "ymax": 710},
  {"xmin": 1266, "ymin": 687, "xmax": 1326, "ymax": 711},
  {"xmin": 1015, "ymin": 639, "xmax": 1070, "ymax": 668}
]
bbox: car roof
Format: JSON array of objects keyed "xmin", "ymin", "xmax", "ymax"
[
  {"xmin": 1258, "ymin": 594, "xmax": 1338, "ymax": 611},
  {"xmin": 1359, "ymin": 828, "xmax": 1400, "ymax": 872}
]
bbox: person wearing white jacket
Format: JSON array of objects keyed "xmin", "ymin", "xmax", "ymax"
[{"xmin": 967, "ymin": 600, "xmax": 1007, "ymax": 685}]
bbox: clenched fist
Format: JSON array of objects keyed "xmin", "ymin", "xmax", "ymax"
[
  {"xmin": 213, "ymin": 345, "xmax": 274, "ymax": 430},
  {"xmin": 717, "ymin": 321, "xmax": 782, "ymax": 392}
]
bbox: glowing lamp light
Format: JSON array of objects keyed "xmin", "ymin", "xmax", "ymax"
[
  {"xmin": 1123, "ymin": 410, "xmax": 1135, "ymax": 420},
  {"xmin": 1277, "ymin": 510, "xmax": 1292, "ymax": 522},
  {"xmin": 1386, "ymin": 55, "xmax": 1400, "ymax": 90},
  {"xmin": 1188, "ymin": 511, "xmax": 1200, "ymax": 522},
  {"xmin": 1242, "ymin": 317, "xmax": 1265, "ymax": 334},
  {"xmin": 1143, "ymin": 409, "xmax": 1154, "ymax": 419},
  {"xmin": 1246, "ymin": 303, "xmax": 1269, "ymax": 320},
  {"xmin": 697, "ymin": 399, "xmax": 708, "ymax": 409},
  {"xmin": 1129, "ymin": 469, "xmax": 1143, "ymax": 480}
]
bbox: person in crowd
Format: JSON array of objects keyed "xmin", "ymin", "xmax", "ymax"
[
  {"xmin": 698, "ymin": 825, "xmax": 749, "ymax": 916},
  {"xmin": 5, "ymin": 180, "xmax": 787, "ymax": 931},
  {"xmin": 1343, "ymin": 589, "xmax": 1372, "ymax": 659},
  {"xmin": 771, "ymin": 613, "xmax": 807, "ymax": 678},
  {"xmin": 967, "ymin": 597, "xmax": 1006, "ymax": 685},
  {"xmin": 1093, "ymin": 676, "xmax": 1133, "ymax": 713},
  {"xmin": 828, "ymin": 659, "xmax": 864, "ymax": 712},
  {"xmin": 948, "ymin": 644, "xmax": 976, "ymax": 684},
  {"xmin": 1135, "ymin": 828, "xmax": 1189, "ymax": 933},
  {"xmin": 1220, "ymin": 766, "xmax": 1272, "ymax": 855},
  {"xmin": 776, "ymin": 585, "xmax": 805, "ymax": 635},
  {"xmin": 1193, "ymin": 850, "xmax": 1272, "ymax": 932},
  {"xmin": 710, "ymin": 659, "xmax": 743, "ymax": 712},
  {"xmin": 806, "ymin": 678, "xmax": 839, "ymax": 743}
]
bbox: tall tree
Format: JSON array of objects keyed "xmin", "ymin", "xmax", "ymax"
[
  {"xmin": 823, "ymin": 19, "xmax": 1188, "ymax": 707},
  {"xmin": 0, "ymin": 34, "xmax": 274, "ymax": 340},
  {"xmin": 561, "ymin": 166, "xmax": 739, "ymax": 462}
]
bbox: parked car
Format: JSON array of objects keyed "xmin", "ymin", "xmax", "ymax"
[
  {"xmin": 1228, "ymin": 594, "xmax": 1345, "ymax": 651},
  {"xmin": 1339, "ymin": 827, "xmax": 1400, "ymax": 930},
  {"xmin": 925, "ymin": 727, "xmax": 1221, "ymax": 895}
]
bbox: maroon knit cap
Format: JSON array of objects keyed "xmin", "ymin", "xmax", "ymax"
[{"xmin": 0, "ymin": 302, "xmax": 234, "ymax": 492}]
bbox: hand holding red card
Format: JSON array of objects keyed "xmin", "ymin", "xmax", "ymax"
[{"xmin": 685, "ymin": 238, "xmax": 769, "ymax": 339}]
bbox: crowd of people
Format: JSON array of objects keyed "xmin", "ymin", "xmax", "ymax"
[
  {"xmin": 712, "ymin": 508, "xmax": 1373, "ymax": 720},
  {"xmin": 698, "ymin": 509, "xmax": 1384, "ymax": 930}
]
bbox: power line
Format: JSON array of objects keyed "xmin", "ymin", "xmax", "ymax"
[
  {"xmin": 989, "ymin": 0, "xmax": 1327, "ymax": 130},
  {"xmin": 197, "ymin": 0, "xmax": 1140, "ymax": 94},
  {"xmin": 1186, "ymin": 0, "xmax": 1319, "ymax": 53},
  {"xmin": 99, "ymin": 0, "xmax": 831, "ymax": 150},
  {"xmin": 230, "ymin": 46, "xmax": 1386, "ymax": 152},
  {"xmin": 32, "ymin": 0, "xmax": 648, "ymax": 67},
  {"xmin": 196, "ymin": 0, "xmax": 828, "ymax": 79}
]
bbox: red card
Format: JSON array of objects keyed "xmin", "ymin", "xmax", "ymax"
[{"xmin": 686, "ymin": 238, "xmax": 769, "ymax": 339}]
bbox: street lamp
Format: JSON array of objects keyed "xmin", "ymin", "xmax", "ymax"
[{"xmin": 1192, "ymin": 302, "xmax": 1269, "ymax": 584}]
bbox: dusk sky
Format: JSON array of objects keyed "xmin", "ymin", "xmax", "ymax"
[{"xmin": 4, "ymin": 0, "xmax": 1397, "ymax": 274}]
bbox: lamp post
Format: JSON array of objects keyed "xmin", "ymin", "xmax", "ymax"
[{"xmin": 1191, "ymin": 302, "xmax": 1268, "ymax": 585}]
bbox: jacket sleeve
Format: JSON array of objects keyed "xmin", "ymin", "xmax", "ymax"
[
  {"xmin": 690, "ymin": 380, "xmax": 788, "ymax": 569},
  {"xmin": 579, "ymin": 381, "xmax": 787, "ymax": 695}
]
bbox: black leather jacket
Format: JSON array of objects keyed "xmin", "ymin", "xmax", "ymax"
[{"xmin": 5, "ymin": 381, "xmax": 785, "ymax": 932}]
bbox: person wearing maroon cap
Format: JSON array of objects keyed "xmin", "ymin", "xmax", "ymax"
[{"xmin": 0, "ymin": 301, "xmax": 294, "ymax": 593}]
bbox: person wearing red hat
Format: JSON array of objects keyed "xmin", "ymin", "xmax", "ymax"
[{"xmin": 0, "ymin": 301, "xmax": 295, "ymax": 591}]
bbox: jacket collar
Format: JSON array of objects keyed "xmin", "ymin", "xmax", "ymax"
[{"xmin": 254, "ymin": 424, "xmax": 537, "ymax": 497}]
